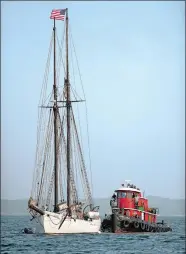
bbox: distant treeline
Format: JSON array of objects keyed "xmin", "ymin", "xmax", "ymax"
[{"xmin": 1, "ymin": 196, "xmax": 185, "ymax": 216}]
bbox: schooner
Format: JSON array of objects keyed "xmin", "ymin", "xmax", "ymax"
[{"xmin": 28, "ymin": 8, "xmax": 101, "ymax": 234}]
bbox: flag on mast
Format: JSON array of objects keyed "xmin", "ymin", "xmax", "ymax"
[{"xmin": 50, "ymin": 9, "xmax": 66, "ymax": 20}]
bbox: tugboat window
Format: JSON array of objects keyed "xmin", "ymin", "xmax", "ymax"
[
  {"xmin": 117, "ymin": 192, "xmax": 126, "ymax": 198},
  {"xmin": 126, "ymin": 192, "xmax": 132, "ymax": 198},
  {"xmin": 121, "ymin": 192, "xmax": 126, "ymax": 198},
  {"xmin": 117, "ymin": 192, "xmax": 122, "ymax": 198}
]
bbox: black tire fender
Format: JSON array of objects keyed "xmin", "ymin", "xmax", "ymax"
[
  {"xmin": 150, "ymin": 226, "xmax": 154, "ymax": 232},
  {"xmin": 134, "ymin": 221, "xmax": 140, "ymax": 229},
  {"xmin": 145, "ymin": 223, "xmax": 150, "ymax": 231},
  {"xmin": 123, "ymin": 220, "xmax": 130, "ymax": 228},
  {"xmin": 156, "ymin": 226, "xmax": 159, "ymax": 232},
  {"xmin": 162, "ymin": 227, "xmax": 165, "ymax": 232},
  {"xmin": 157, "ymin": 226, "xmax": 161, "ymax": 232},
  {"xmin": 140, "ymin": 222, "xmax": 146, "ymax": 230}
]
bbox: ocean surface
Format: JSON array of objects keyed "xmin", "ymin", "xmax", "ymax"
[{"xmin": 1, "ymin": 215, "xmax": 185, "ymax": 253}]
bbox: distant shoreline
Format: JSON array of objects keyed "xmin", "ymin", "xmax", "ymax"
[
  {"xmin": 1, "ymin": 196, "xmax": 185, "ymax": 201},
  {"xmin": 1, "ymin": 197, "xmax": 184, "ymax": 217}
]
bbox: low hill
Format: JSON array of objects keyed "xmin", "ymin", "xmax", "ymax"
[{"xmin": 1, "ymin": 196, "xmax": 185, "ymax": 216}]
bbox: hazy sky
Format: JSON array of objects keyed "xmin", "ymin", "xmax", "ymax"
[{"xmin": 2, "ymin": 1, "xmax": 185, "ymax": 200}]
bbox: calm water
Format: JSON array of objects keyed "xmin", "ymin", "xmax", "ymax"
[{"xmin": 1, "ymin": 215, "xmax": 185, "ymax": 253}]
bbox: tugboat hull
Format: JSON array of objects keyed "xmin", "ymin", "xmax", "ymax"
[{"xmin": 101, "ymin": 214, "xmax": 172, "ymax": 233}]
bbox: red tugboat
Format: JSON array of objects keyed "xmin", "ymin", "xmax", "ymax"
[{"xmin": 101, "ymin": 181, "xmax": 172, "ymax": 233}]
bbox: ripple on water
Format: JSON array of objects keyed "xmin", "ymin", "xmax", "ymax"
[{"xmin": 1, "ymin": 216, "xmax": 185, "ymax": 253}]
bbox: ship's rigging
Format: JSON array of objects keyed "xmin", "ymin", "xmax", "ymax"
[{"xmin": 30, "ymin": 10, "xmax": 93, "ymax": 215}]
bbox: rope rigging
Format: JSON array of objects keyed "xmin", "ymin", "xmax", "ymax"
[
  {"xmin": 30, "ymin": 20, "xmax": 94, "ymax": 214},
  {"xmin": 69, "ymin": 23, "xmax": 94, "ymax": 199},
  {"xmin": 31, "ymin": 31, "xmax": 53, "ymax": 199}
]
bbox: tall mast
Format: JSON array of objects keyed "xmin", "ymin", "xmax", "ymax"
[
  {"xmin": 65, "ymin": 8, "xmax": 71, "ymax": 215},
  {"xmin": 53, "ymin": 18, "xmax": 59, "ymax": 212}
]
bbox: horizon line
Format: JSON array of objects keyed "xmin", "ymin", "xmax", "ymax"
[{"xmin": 1, "ymin": 195, "xmax": 185, "ymax": 201}]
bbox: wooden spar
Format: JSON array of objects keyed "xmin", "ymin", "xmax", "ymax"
[
  {"xmin": 29, "ymin": 204, "xmax": 45, "ymax": 216},
  {"xmin": 65, "ymin": 8, "xmax": 71, "ymax": 216},
  {"xmin": 52, "ymin": 8, "xmax": 71, "ymax": 214},
  {"xmin": 28, "ymin": 198, "xmax": 45, "ymax": 215},
  {"xmin": 53, "ymin": 17, "xmax": 59, "ymax": 212}
]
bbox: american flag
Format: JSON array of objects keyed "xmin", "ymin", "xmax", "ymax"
[{"xmin": 50, "ymin": 9, "xmax": 66, "ymax": 20}]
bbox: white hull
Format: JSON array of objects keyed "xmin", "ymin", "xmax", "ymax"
[{"xmin": 37, "ymin": 211, "xmax": 101, "ymax": 234}]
